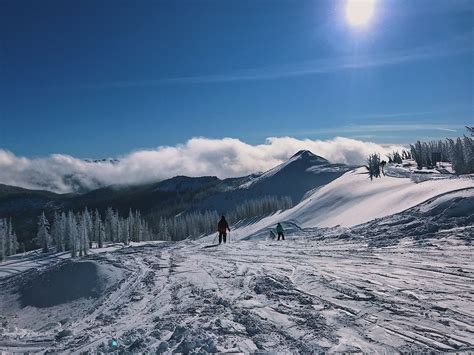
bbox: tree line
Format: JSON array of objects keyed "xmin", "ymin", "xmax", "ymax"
[
  {"xmin": 0, "ymin": 218, "xmax": 19, "ymax": 262},
  {"xmin": 146, "ymin": 195, "xmax": 293, "ymax": 241},
  {"xmin": 366, "ymin": 128, "xmax": 474, "ymax": 180},
  {"xmin": 36, "ymin": 208, "xmax": 153, "ymax": 257},
  {"xmin": 410, "ymin": 136, "xmax": 474, "ymax": 174},
  {"xmin": 30, "ymin": 195, "xmax": 294, "ymax": 254}
]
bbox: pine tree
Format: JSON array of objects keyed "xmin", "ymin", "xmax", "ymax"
[
  {"xmin": 463, "ymin": 135, "xmax": 474, "ymax": 173},
  {"xmin": 94, "ymin": 209, "xmax": 104, "ymax": 248},
  {"xmin": 105, "ymin": 207, "xmax": 115, "ymax": 242},
  {"xmin": 36, "ymin": 212, "xmax": 51, "ymax": 253},
  {"xmin": 9, "ymin": 231, "xmax": 18, "ymax": 256},
  {"xmin": 84, "ymin": 208, "xmax": 93, "ymax": 248},
  {"xmin": 0, "ymin": 219, "xmax": 6, "ymax": 262},
  {"xmin": 410, "ymin": 141, "xmax": 423, "ymax": 169},
  {"xmin": 78, "ymin": 213, "xmax": 90, "ymax": 256},
  {"xmin": 51, "ymin": 212, "xmax": 65, "ymax": 251},
  {"xmin": 366, "ymin": 153, "xmax": 381, "ymax": 180},
  {"xmin": 467, "ymin": 126, "xmax": 474, "ymax": 137},
  {"xmin": 5, "ymin": 219, "xmax": 18, "ymax": 256},
  {"xmin": 67, "ymin": 211, "xmax": 78, "ymax": 257},
  {"xmin": 99, "ymin": 219, "xmax": 106, "ymax": 248}
]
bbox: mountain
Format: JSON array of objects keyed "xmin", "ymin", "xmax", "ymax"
[
  {"xmin": 0, "ymin": 151, "xmax": 350, "ymax": 248},
  {"xmin": 196, "ymin": 150, "xmax": 352, "ymax": 211}
]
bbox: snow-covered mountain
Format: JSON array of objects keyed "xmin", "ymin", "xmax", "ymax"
[
  {"xmin": 0, "ymin": 151, "xmax": 351, "ymax": 248},
  {"xmin": 196, "ymin": 150, "xmax": 352, "ymax": 212}
]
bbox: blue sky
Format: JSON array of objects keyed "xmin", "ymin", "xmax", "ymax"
[{"xmin": 1, "ymin": 0, "xmax": 473, "ymax": 158}]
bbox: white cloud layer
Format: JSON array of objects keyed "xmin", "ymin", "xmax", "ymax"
[{"xmin": 0, "ymin": 137, "xmax": 404, "ymax": 193}]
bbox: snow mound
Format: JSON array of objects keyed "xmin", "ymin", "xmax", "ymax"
[
  {"xmin": 418, "ymin": 189, "xmax": 474, "ymax": 217},
  {"xmin": 19, "ymin": 261, "xmax": 107, "ymax": 308},
  {"xmin": 350, "ymin": 189, "xmax": 474, "ymax": 247}
]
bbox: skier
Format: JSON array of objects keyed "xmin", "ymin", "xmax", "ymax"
[
  {"xmin": 380, "ymin": 160, "xmax": 387, "ymax": 176},
  {"xmin": 269, "ymin": 230, "xmax": 276, "ymax": 240},
  {"xmin": 217, "ymin": 216, "xmax": 230, "ymax": 244},
  {"xmin": 276, "ymin": 223, "xmax": 285, "ymax": 241}
]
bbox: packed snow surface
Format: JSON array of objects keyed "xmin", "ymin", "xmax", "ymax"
[{"xmin": 0, "ymin": 189, "xmax": 473, "ymax": 353}]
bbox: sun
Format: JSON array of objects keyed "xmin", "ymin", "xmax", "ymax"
[{"xmin": 345, "ymin": 0, "xmax": 375, "ymax": 27}]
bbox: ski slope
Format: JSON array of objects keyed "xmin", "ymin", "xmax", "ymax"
[
  {"xmin": 0, "ymin": 168, "xmax": 473, "ymax": 353},
  {"xmin": 288, "ymin": 167, "xmax": 474, "ymax": 228},
  {"xmin": 1, "ymin": 195, "xmax": 472, "ymax": 353},
  {"xmin": 228, "ymin": 167, "xmax": 474, "ymax": 241}
]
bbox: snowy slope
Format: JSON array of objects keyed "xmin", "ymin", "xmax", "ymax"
[
  {"xmin": 227, "ymin": 167, "xmax": 474, "ymax": 241},
  {"xmin": 286, "ymin": 167, "xmax": 474, "ymax": 228},
  {"xmin": 0, "ymin": 193, "xmax": 472, "ymax": 353}
]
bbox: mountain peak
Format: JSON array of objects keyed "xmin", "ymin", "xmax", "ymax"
[{"xmin": 291, "ymin": 150, "xmax": 316, "ymax": 159}]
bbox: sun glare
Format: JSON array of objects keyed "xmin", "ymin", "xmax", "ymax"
[{"xmin": 345, "ymin": 0, "xmax": 375, "ymax": 27}]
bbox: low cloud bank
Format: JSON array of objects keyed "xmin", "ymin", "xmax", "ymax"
[{"xmin": 0, "ymin": 137, "xmax": 404, "ymax": 193}]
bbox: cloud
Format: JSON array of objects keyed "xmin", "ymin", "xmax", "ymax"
[
  {"xmin": 435, "ymin": 127, "xmax": 457, "ymax": 133},
  {"xmin": 0, "ymin": 137, "xmax": 404, "ymax": 193},
  {"xmin": 283, "ymin": 123, "xmax": 464, "ymax": 137}
]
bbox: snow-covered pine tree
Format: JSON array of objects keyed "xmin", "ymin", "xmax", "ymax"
[
  {"xmin": 84, "ymin": 208, "xmax": 93, "ymax": 248},
  {"xmin": 121, "ymin": 217, "xmax": 130, "ymax": 245},
  {"xmin": 6, "ymin": 219, "xmax": 18, "ymax": 256},
  {"xmin": 93, "ymin": 209, "xmax": 103, "ymax": 248},
  {"xmin": 0, "ymin": 219, "xmax": 6, "ymax": 262},
  {"xmin": 462, "ymin": 135, "xmax": 474, "ymax": 173},
  {"xmin": 467, "ymin": 126, "xmax": 474, "ymax": 137},
  {"xmin": 51, "ymin": 212, "xmax": 65, "ymax": 251},
  {"xmin": 59, "ymin": 212, "xmax": 68, "ymax": 251},
  {"xmin": 36, "ymin": 212, "xmax": 52, "ymax": 253},
  {"xmin": 9, "ymin": 231, "xmax": 18, "ymax": 256},
  {"xmin": 3, "ymin": 218, "xmax": 17, "ymax": 256},
  {"xmin": 78, "ymin": 213, "xmax": 90, "ymax": 256},
  {"xmin": 78, "ymin": 214, "xmax": 84, "ymax": 257},
  {"xmin": 447, "ymin": 138, "xmax": 467, "ymax": 174},
  {"xmin": 410, "ymin": 141, "xmax": 423, "ymax": 169},
  {"xmin": 67, "ymin": 211, "xmax": 78, "ymax": 257},
  {"xmin": 105, "ymin": 207, "xmax": 115, "ymax": 242},
  {"xmin": 366, "ymin": 153, "xmax": 381, "ymax": 180},
  {"xmin": 392, "ymin": 151, "xmax": 402, "ymax": 164}
]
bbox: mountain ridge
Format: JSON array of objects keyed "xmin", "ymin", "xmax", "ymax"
[{"xmin": 0, "ymin": 151, "xmax": 350, "ymax": 248}]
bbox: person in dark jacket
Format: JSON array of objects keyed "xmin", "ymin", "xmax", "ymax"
[
  {"xmin": 380, "ymin": 160, "xmax": 387, "ymax": 176},
  {"xmin": 276, "ymin": 223, "xmax": 285, "ymax": 240},
  {"xmin": 218, "ymin": 216, "xmax": 230, "ymax": 244}
]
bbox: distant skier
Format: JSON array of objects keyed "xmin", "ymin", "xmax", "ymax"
[
  {"xmin": 276, "ymin": 223, "xmax": 285, "ymax": 241},
  {"xmin": 380, "ymin": 160, "xmax": 387, "ymax": 176},
  {"xmin": 269, "ymin": 230, "xmax": 276, "ymax": 240},
  {"xmin": 218, "ymin": 216, "xmax": 230, "ymax": 244}
]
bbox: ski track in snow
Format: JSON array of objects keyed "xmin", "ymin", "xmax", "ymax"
[
  {"xmin": 1, "ymin": 230, "xmax": 473, "ymax": 353},
  {"xmin": 0, "ymin": 170, "xmax": 473, "ymax": 353}
]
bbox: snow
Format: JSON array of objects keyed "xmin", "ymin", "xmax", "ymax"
[
  {"xmin": 1, "ymin": 214, "xmax": 472, "ymax": 353},
  {"xmin": 230, "ymin": 167, "xmax": 474, "ymax": 238},
  {"xmin": 289, "ymin": 167, "xmax": 474, "ymax": 228},
  {"xmin": 0, "ymin": 241, "xmax": 163, "ymax": 279},
  {"xmin": 0, "ymin": 169, "xmax": 473, "ymax": 353}
]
